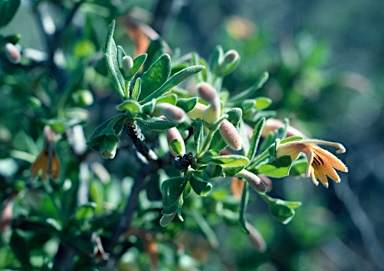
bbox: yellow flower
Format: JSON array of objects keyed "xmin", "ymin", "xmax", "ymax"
[
  {"xmin": 276, "ymin": 139, "xmax": 348, "ymax": 187},
  {"xmin": 30, "ymin": 126, "xmax": 60, "ymax": 181}
]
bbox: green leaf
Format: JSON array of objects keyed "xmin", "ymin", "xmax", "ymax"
[
  {"xmin": 248, "ymin": 118, "xmax": 265, "ymax": 161},
  {"xmin": 140, "ymin": 54, "xmax": 171, "ymax": 101},
  {"xmin": 74, "ymin": 203, "xmax": 97, "ymax": 221},
  {"xmin": 10, "ymin": 229, "xmax": 32, "ymax": 269},
  {"xmin": 131, "ymin": 78, "xmax": 142, "ymax": 101},
  {"xmin": 87, "ymin": 113, "xmax": 126, "ymax": 151},
  {"xmin": 169, "ymin": 139, "xmax": 184, "ymax": 156},
  {"xmin": 226, "ymin": 108, "xmax": 242, "ymax": 127},
  {"xmin": 104, "ymin": 21, "xmax": 126, "ymax": 98},
  {"xmin": 239, "ymin": 182, "xmax": 249, "ymax": 233},
  {"xmin": 268, "ymin": 198, "xmax": 301, "ymax": 224},
  {"xmin": 0, "ymin": 0, "xmax": 21, "ymax": 28},
  {"xmin": 161, "ymin": 177, "xmax": 187, "ymax": 209},
  {"xmin": 131, "ymin": 53, "xmax": 147, "ymax": 77},
  {"xmin": 209, "ymin": 155, "xmax": 249, "ymax": 168},
  {"xmin": 256, "ymin": 155, "xmax": 292, "ymax": 177},
  {"xmin": 156, "ymin": 94, "xmax": 177, "ymax": 105},
  {"xmin": 160, "ymin": 212, "xmax": 177, "ymax": 227},
  {"xmin": 228, "ymin": 72, "xmax": 269, "ymax": 104},
  {"xmin": 116, "ymin": 99, "xmax": 142, "ymax": 115},
  {"xmin": 192, "ymin": 118, "xmax": 204, "ymax": 153},
  {"xmin": 143, "ymin": 39, "xmax": 164, "ymax": 71},
  {"xmin": 190, "ymin": 172, "xmax": 212, "ymax": 196},
  {"xmin": 136, "ymin": 117, "xmax": 177, "ymax": 131},
  {"xmin": 289, "ymin": 158, "xmax": 308, "ymax": 176},
  {"xmin": 254, "ymin": 97, "xmax": 272, "ymax": 110},
  {"xmin": 211, "ymin": 45, "xmax": 224, "ymax": 75},
  {"xmin": 140, "ymin": 65, "xmax": 205, "ymax": 104},
  {"xmin": 176, "ymin": 97, "xmax": 198, "ymax": 112}
]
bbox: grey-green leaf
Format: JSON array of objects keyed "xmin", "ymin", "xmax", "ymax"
[{"xmin": 104, "ymin": 20, "xmax": 126, "ymax": 98}]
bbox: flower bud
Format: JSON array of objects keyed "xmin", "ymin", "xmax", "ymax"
[
  {"xmin": 262, "ymin": 118, "xmax": 305, "ymax": 138},
  {"xmin": 4, "ymin": 43, "xmax": 20, "ymax": 64},
  {"xmin": 187, "ymin": 102, "xmax": 207, "ymax": 120},
  {"xmin": 236, "ymin": 169, "xmax": 266, "ymax": 192},
  {"xmin": 222, "ymin": 49, "xmax": 240, "ymax": 65},
  {"xmin": 167, "ymin": 127, "xmax": 185, "ymax": 157},
  {"xmin": 219, "ymin": 119, "xmax": 242, "ymax": 150},
  {"xmin": 154, "ymin": 103, "xmax": 186, "ymax": 123},
  {"xmin": 196, "ymin": 82, "xmax": 219, "ymax": 106},
  {"xmin": 99, "ymin": 136, "xmax": 118, "ymax": 159},
  {"xmin": 202, "ymin": 104, "xmax": 220, "ymax": 124},
  {"xmin": 121, "ymin": 55, "xmax": 134, "ymax": 78}
]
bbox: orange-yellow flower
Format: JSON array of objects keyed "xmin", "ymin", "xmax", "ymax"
[
  {"xmin": 30, "ymin": 126, "xmax": 60, "ymax": 181},
  {"xmin": 276, "ymin": 139, "xmax": 348, "ymax": 187}
]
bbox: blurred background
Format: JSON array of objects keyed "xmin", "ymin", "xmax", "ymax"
[{"xmin": 2, "ymin": 0, "xmax": 384, "ymax": 270}]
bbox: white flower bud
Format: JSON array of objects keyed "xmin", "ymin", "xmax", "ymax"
[{"xmin": 121, "ymin": 55, "xmax": 134, "ymax": 77}]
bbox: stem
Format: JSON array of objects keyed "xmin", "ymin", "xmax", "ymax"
[
  {"xmin": 247, "ymin": 149, "xmax": 270, "ymax": 169},
  {"xmin": 197, "ymin": 129, "xmax": 215, "ymax": 158}
]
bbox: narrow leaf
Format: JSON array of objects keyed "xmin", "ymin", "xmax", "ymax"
[
  {"xmin": 131, "ymin": 78, "xmax": 142, "ymax": 101},
  {"xmin": 239, "ymin": 182, "xmax": 249, "ymax": 233},
  {"xmin": 248, "ymin": 118, "xmax": 265, "ymax": 161},
  {"xmin": 228, "ymin": 72, "xmax": 269, "ymax": 104},
  {"xmin": 104, "ymin": 21, "xmax": 125, "ymax": 98}
]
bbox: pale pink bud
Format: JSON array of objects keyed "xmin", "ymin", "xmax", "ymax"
[
  {"xmin": 219, "ymin": 119, "xmax": 242, "ymax": 150},
  {"xmin": 4, "ymin": 43, "xmax": 20, "ymax": 64},
  {"xmin": 262, "ymin": 118, "xmax": 306, "ymax": 138},
  {"xmin": 167, "ymin": 127, "xmax": 185, "ymax": 157},
  {"xmin": 154, "ymin": 103, "xmax": 186, "ymax": 123},
  {"xmin": 236, "ymin": 169, "xmax": 266, "ymax": 192},
  {"xmin": 196, "ymin": 82, "xmax": 219, "ymax": 106}
]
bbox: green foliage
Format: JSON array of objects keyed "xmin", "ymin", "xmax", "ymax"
[{"xmin": 0, "ymin": 2, "xmax": 353, "ymax": 270}]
